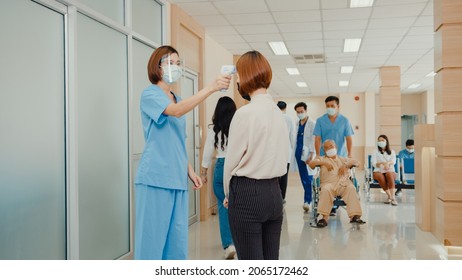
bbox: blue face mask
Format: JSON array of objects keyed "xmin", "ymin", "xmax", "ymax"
[
  {"xmin": 326, "ymin": 108, "xmax": 336, "ymax": 116},
  {"xmin": 162, "ymin": 64, "xmax": 183, "ymax": 85}
]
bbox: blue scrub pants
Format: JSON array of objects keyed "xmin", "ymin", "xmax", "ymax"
[
  {"xmin": 134, "ymin": 184, "xmax": 188, "ymax": 260},
  {"xmin": 213, "ymin": 158, "xmax": 234, "ymax": 249},
  {"xmin": 295, "ymin": 155, "xmax": 312, "ymax": 204}
]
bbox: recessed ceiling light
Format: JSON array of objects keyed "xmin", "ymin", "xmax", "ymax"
[
  {"xmin": 350, "ymin": 0, "xmax": 374, "ymax": 8},
  {"xmin": 286, "ymin": 68, "xmax": 300, "ymax": 75},
  {"xmin": 341, "ymin": 66, "xmax": 354, "ymax": 74},
  {"xmin": 339, "ymin": 81, "xmax": 349, "ymax": 87},
  {"xmin": 343, "ymin": 38, "xmax": 362, "ymax": 52},
  {"xmin": 408, "ymin": 83, "xmax": 421, "ymax": 89},
  {"xmin": 268, "ymin": 41, "xmax": 289, "ymax": 55},
  {"xmin": 296, "ymin": 82, "xmax": 308, "ymax": 88},
  {"xmin": 426, "ymin": 71, "xmax": 436, "ymax": 77}
]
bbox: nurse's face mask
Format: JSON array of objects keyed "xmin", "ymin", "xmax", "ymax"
[{"xmin": 160, "ymin": 53, "xmax": 184, "ymax": 85}]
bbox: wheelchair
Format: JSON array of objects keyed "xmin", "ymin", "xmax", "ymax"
[
  {"xmin": 364, "ymin": 154, "xmax": 400, "ymax": 198},
  {"xmin": 310, "ymin": 165, "xmax": 359, "ymax": 227}
]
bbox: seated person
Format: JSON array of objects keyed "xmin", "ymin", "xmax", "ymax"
[
  {"xmin": 309, "ymin": 139, "xmax": 365, "ymax": 228},
  {"xmin": 372, "ymin": 134, "xmax": 398, "ymax": 205},
  {"xmin": 396, "ymin": 139, "xmax": 414, "ymax": 195}
]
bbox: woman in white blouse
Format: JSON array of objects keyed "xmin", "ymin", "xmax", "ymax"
[
  {"xmin": 371, "ymin": 134, "xmax": 398, "ymax": 206},
  {"xmin": 200, "ymin": 96, "xmax": 236, "ymax": 259},
  {"xmin": 223, "ymin": 51, "xmax": 289, "ymax": 260}
]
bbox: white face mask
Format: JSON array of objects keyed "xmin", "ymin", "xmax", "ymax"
[
  {"xmin": 326, "ymin": 108, "xmax": 336, "ymax": 116},
  {"xmin": 407, "ymin": 148, "xmax": 414, "ymax": 153},
  {"xmin": 162, "ymin": 64, "xmax": 183, "ymax": 84},
  {"xmin": 325, "ymin": 148, "xmax": 337, "ymax": 157},
  {"xmin": 377, "ymin": 141, "xmax": 387, "ymax": 148},
  {"xmin": 297, "ymin": 112, "xmax": 306, "ymax": 120}
]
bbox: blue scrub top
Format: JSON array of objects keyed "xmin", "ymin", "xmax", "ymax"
[
  {"xmin": 313, "ymin": 113, "xmax": 354, "ymax": 157},
  {"xmin": 135, "ymin": 84, "xmax": 188, "ymax": 190},
  {"xmin": 398, "ymin": 149, "xmax": 415, "ymax": 159}
]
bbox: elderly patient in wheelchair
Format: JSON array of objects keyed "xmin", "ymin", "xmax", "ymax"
[{"xmin": 308, "ymin": 139, "xmax": 365, "ymax": 228}]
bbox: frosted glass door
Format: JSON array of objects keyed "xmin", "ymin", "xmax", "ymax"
[
  {"xmin": 0, "ymin": 0, "xmax": 66, "ymax": 259},
  {"xmin": 181, "ymin": 71, "xmax": 200, "ymax": 224},
  {"xmin": 76, "ymin": 13, "xmax": 129, "ymax": 260}
]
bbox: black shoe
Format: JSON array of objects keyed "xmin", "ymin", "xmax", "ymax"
[
  {"xmin": 395, "ymin": 189, "xmax": 402, "ymax": 196},
  {"xmin": 316, "ymin": 219, "xmax": 328, "ymax": 228},
  {"xmin": 350, "ymin": 215, "xmax": 366, "ymax": 224}
]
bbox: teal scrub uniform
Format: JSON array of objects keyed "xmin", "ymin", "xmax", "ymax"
[
  {"xmin": 313, "ymin": 113, "xmax": 354, "ymax": 157},
  {"xmin": 134, "ymin": 84, "xmax": 188, "ymax": 260}
]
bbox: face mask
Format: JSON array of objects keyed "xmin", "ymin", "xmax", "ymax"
[
  {"xmin": 297, "ymin": 113, "xmax": 306, "ymax": 120},
  {"xmin": 162, "ymin": 64, "xmax": 182, "ymax": 85},
  {"xmin": 326, "ymin": 108, "xmax": 336, "ymax": 116},
  {"xmin": 237, "ymin": 82, "xmax": 251, "ymax": 101},
  {"xmin": 407, "ymin": 148, "xmax": 414, "ymax": 153},
  {"xmin": 377, "ymin": 141, "xmax": 387, "ymax": 148},
  {"xmin": 325, "ymin": 148, "xmax": 337, "ymax": 157}
]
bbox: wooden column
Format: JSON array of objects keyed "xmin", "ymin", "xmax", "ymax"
[
  {"xmin": 379, "ymin": 66, "xmax": 401, "ymax": 152},
  {"xmin": 433, "ymin": 0, "xmax": 462, "ymax": 246}
]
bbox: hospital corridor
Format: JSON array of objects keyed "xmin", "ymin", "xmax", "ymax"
[
  {"xmin": 188, "ymin": 172, "xmax": 446, "ymax": 260},
  {"xmin": 1, "ymin": 0, "xmax": 462, "ymax": 262}
]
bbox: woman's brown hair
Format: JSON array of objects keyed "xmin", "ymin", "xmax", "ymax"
[
  {"xmin": 378, "ymin": 134, "xmax": 392, "ymax": 155},
  {"xmin": 147, "ymin": 45, "xmax": 179, "ymax": 84},
  {"xmin": 236, "ymin": 50, "xmax": 272, "ymax": 95}
]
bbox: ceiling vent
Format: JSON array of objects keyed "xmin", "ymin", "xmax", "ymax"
[{"xmin": 293, "ymin": 54, "xmax": 325, "ymax": 64}]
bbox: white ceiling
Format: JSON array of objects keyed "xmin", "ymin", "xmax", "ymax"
[{"xmin": 167, "ymin": 0, "xmax": 435, "ymax": 98}]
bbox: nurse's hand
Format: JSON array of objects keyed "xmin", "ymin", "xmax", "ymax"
[
  {"xmin": 188, "ymin": 166, "xmax": 203, "ymax": 189},
  {"xmin": 210, "ymin": 74, "xmax": 231, "ymax": 92},
  {"xmin": 223, "ymin": 198, "xmax": 228, "ymax": 209}
]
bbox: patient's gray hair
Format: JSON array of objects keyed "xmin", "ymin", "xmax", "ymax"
[{"xmin": 323, "ymin": 139, "xmax": 336, "ymax": 146}]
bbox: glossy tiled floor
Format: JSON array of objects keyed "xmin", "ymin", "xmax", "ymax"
[{"xmin": 188, "ymin": 171, "xmax": 448, "ymax": 260}]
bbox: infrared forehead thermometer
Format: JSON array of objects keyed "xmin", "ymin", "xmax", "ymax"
[
  {"xmin": 221, "ymin": 65, "xmax": 236, "ymax": 75},
  {"xmin": 220, "ymin": 65, "xmax": 236, "ymax": 92}
]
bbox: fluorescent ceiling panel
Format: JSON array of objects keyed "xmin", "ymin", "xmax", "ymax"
[
  {"xmin": 340, "ymin": 66, "xmax": 354, "ymax": 73},
  {"xmin": 343, "ymin": 38, "xmax": 362, "ymax": 52},
  {"xmin": 339, "ymin": 81, "xmax": 350, "ymax": 87},
  {"xmin": 286, "ymin": 68, "xmax": 300, "ymax": 75},
  {"xmin": 268, "ymin": 41, "xmax": 289, "ymax": 55},
  {"xmin": 350, "ymin": 0, "xmax": 374, "ymax": 8},
  {"xmin": 296, "ymin": 82, "xmax": 308, "ymax": 87}
]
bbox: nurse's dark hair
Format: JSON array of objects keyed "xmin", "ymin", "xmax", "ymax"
[
  {"xmin": 211, "ymin": 96, "xmax": 237, "ymax": 151},
  {"xmin": 325, "ymin": 96, "xmax": 339, "ymax": 105},
  {"xmin": 378, "ymin": 134, "xmax": 392, "ymax": 155},
  {"xmin": 147, "ymin": 45, "xmax": 179, "ymax": 84}
]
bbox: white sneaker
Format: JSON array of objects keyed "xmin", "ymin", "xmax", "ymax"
[
  {"xmin": 224, "ymin": 245, "xmax": 236, "ymax": 259},
  {"xmin": 303, "ymin": 202, "xmax": 310, "ymax": 212}
]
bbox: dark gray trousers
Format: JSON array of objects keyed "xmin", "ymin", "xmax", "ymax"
[{"xmin": 228, "ymin": 176, "xmax": 283, "ymax": 260}]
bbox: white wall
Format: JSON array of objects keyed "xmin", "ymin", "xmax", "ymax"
[
  {"xmin": 203, "ymin": 34, "xmax": 234, "ymax": 208},
  {"xmin": 203, "ymin": 34, "xmax": 235, "ymax": 126}
]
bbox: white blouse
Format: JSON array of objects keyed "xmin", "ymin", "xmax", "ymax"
[
  {"xmin": 371, "ymin": 149, "xmax": 396, "ymax": 173},
  {"xmin": 224, "ymin": 93, "xmax": 289, "ymax": 196},
  {"xmin": 201, "ymin": 127, "xmax": 227, "ymax": 169}
]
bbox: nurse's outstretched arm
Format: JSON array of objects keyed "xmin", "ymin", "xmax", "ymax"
[{"xmin": 163, "ymin": 74, "xmax": 231, "ymax": 117}]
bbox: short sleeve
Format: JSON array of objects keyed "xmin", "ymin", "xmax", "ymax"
[
  {"xmin": 140, "ymin": 88, "xmax": 171, "ymax": 125},
  {"xmin": 344, "ymin": 117, "xmax": 354, "ymax": 136},
  {"xmin": 313, "ymin": 118, "xmax": 321, "ymax": 136}
]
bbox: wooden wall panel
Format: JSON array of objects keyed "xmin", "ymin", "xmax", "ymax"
[
  {"xmin": 434, "ymin": 0, "xmax": 462, "ymax": 31},
  {"xmin": 380, "ymin": 106, "xmax": 401, "ymax": 126},
  {"xmin": 435, "ymin": 113, "xmax": 462, "ymax": 157},
  {"xmin": 434, "ymin": 25, "xmax": 462, "ymax": 71},
  {"xmin": 379, "ymin": 66, "xmax": 400, "ymax": 87},
  {"xmin": 435, "ymin": 199, "xmax": 462, "ymax": 246},
  {"xmin": 379, "ymin": 86, "xmax": 401, "ymax": 106},
  {"xmin": 435, "ymin": 157, "xmax": 462, "ymax": 201},
  {"xmin": 434, "ymin": 68, "xmax": 462, "ymax": 113}
]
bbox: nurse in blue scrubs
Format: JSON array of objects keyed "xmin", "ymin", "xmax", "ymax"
[{"xmin": 134, "ymin": 45, "xmax": 231, "ymax": 260}]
